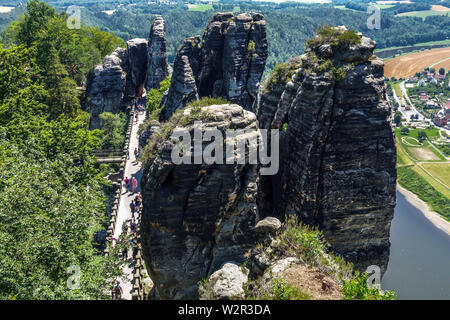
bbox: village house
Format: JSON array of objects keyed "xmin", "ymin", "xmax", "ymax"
[
  {"xmin": 425, "ymin": 100, "xmax": 439, "ymax": 109},
  {"xmin": 419, "ymin": 92, "xmax": 429, "ymax": 101}
]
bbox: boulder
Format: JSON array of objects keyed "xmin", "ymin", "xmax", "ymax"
[
  {"xmin": 254, "ymin": 217, "xmax": 281, "ymax": 236},
  {"xmin": 205, "ymin": 263, "xmax": 248, "ymax": 300}
]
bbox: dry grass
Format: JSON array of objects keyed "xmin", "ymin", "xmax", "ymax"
[
  {"xmin": 384, "ymin": 47, "xmax": 450, "ymax": 78},
  {"xmin": 408, "ymin": 147, "xmax": 440, "ymax": 161},
  {"xmin": 282, "ymin": 264, "xmax": 343, "ymax": 300}
]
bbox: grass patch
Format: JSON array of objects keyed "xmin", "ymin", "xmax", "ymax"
[
  {"xmin": 186, "ymin": 96, "xmax": 229, "ymax": 108},
  {"xmin": 187, "ymin": 4, "xmax": 213, "ymax": 12},
  {"xmin": 422, "ymin": 163, "xmax": 450, "ymax": 188},
  {"xmin": 396, "ymin": 10, "xmax": 450, "ymax": 19},
  {"xmin": 246, "ymin": 277, "xmax": 312, "ymax": 300},
  {"xmin": 342, "ymin": 272, "xmax": 397, "ymax": 300},
  {"xmin": 243, "ymin": 215, "xmax": 395, "ymax": 300},
  {"xmin": 140, "ymin": 97, "xmax": 227, "ymax": 167},
  {"xmin": 397, "ymin": 166, "xmax": 450, "ymax": 220},
  {"xmin": 397, "ymin": 143, "xmax": 413, "ymax": 165},
  {"xmin": 391, "ymin": 82, "xmax": 403, "ymax": 98},
  {"xmin": 395, "ymin": 128, "xmax": 446, "ymax": 161},
  {"xmin": 263, "ymin": 57, "xmax": 302, "ymax": 92},
  {"xmin": 306, "ymin": 25, "xmax": 362, "ymax": 50}
]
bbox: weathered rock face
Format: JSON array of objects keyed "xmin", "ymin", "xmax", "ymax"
[
  {"xmin": 159, "ymin": 37, "xmax": 201, "ymax": 121},
  {"xmin": 160, "ymin": 12, "xmax": 268, "ymax": 121},
  {"xmin": 86, "ymin": 18, "xmax": 170, "ymax": 129},
  {"xmin": 86, "ymin": 48, "xmax": 127, "ymax": 129},
  {"xmin": 257, "ymin": 27, "xmax": 396, "ymax": 272},
  {"xmin": 125, "ymin": 38, "xmax": 148, "ymax": 99},
  {"xmin": 140, "ymin": 104, "xmax": 260, "ymax": 299},
  {"xmin": 147, "ymin": 16, "xmax": 171, "ymax": 90},
  {"xmin": 139, "ymin": 26, "xmax": 397, "ymax": 300}
]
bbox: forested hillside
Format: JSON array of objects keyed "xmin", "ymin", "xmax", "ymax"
[
  {"xmin": 0, "ymin": 0, "xmax": 126, "ymax": 299},
  {"xmin": 79, "ymin": 3, "xmax": 450, "ymax": 72},
  {"xmin": 2, "ymin": 1, "xmax": 449, "ymax": 73}
]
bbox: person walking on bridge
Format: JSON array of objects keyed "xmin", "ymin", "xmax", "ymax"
[
  {"xmin": 130, "ymin": 200, "xmax": 136, "ymax": 219},
  {"xmin": 124, "ymin": 176, "xmax": 130, "ymax": 190},
  {"xmin": 131, "ymin": 177, "xmax": 138, "ymax": 193},
  {"xmin": 111, "ymin": 281, "xmax": 123, "ymax": 300}
]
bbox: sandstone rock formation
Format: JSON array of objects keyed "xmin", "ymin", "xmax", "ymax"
[
  {"xmin": 86, "ymin": 48, "xmax": 127, "ymax": 129},
  {"xmin": 159, "ymin": 12, "xmax": 268, "ymax": 121},
  {"xmin": 140, "ymin": 104, "xmax": 260, "ymax": 299},
  {"xmin": 159, "ymin": 37, "xmax": 201, "ymax": 121},
  {"xmin": 137, "ymin": 25, "xmax": 396, "ymax": 300},
  {"xmin": 256, "ymin": 26, "xmax": 396, "ymax": 272},
  {"xmin": 147, "ymin": 16, "xmax": 171, "ymax": 90},
  {"xmin": 86, "ymin": 18, "xmax": 170, "ymax": 129},
  {"xmin": 125, "ymin": 38, "xmax": 148, "ymax": 99}
]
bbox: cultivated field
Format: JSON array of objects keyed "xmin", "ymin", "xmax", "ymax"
[
  {"xmin": 431, "ymin": 58, "xmax": 450, "ymax": 73},
  {"xmin": 396, "ymin": 9, "xmax": 450, "ymax": 19},
  {"xmin": 431, "ymin": 5, "xmax": 450, "ymax": 12},
  {"xmin": 384, "ymin": 47, "xmax": 450, "ymax": 78}
]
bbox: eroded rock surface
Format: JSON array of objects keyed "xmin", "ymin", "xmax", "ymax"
[
  {"xmin": 137, "ymin": 26, "xmax": 396, "ymax": 300},
  {"xmin": 86, "ymin": 18, "xmax": 170, "ymax": 129},
  {"xmin": 86, "ymin": 48, "xmax": 127, "ymax": 129},
  {"xmin": 159, "ymin": 12, "xmax": 268, "ymax": 120},
  {"xmin": 256, "ymin": 27, "xmax": 396, "ymax": 272},
  {"xmin": 147, "ymin": 16, "xmax": 171, "ymax": 90},
  {"xmin": 125, "ymin": 38, "xmax": 148, "ymax": 99},
  {"xmin": 141, "ymin": 104, "xmax": 260, "ymax": 299}
]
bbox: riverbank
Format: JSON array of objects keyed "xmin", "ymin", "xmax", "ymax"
[{"xmin": 397, "ymin": 184, "xmax": 450, "ymax": 237}]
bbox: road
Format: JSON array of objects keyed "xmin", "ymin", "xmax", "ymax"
[{"xmin": 400, "ymin": 81, "xmax": 424, "ymax": 121}]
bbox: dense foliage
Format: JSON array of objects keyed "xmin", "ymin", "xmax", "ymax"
[
  {"xmin": 0, "ymin": 0, "xmax": 126, "ymax": 299},
  {"xmin": 397, "ymin": 166, "xmax": 450, "ymax": 220},
  {"xmin": 75, "ymin": 3, "xmax": 449, "ymax": 73},
  {"xmin": 146, "ymin": 76, "xmax": 171, "ymax": 113},
  {"xmin": 1, "ymin": 2, "xmax": 449, "ymax": 75}
]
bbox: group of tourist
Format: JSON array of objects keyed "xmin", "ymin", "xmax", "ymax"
[
  {"xmin": 123, "ymin": 176, "xmax": 138, "ymax": 193},
  {"xmin": 111, "ymin": 97, "xmax": 146, "ymax": 300},
  {"xmin": 134, "ymin": 96, "xmax": 146, "ymax": 122}
]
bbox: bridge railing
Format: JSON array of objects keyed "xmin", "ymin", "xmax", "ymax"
[
  {"xmin": 91, "ymin": 150, "xmax": 124, "ymax": 158},
  {"xmin": 131, "ymin": 218, "xmax": 146, "ymax": 300},
  {"xmin": 103, "ymin": 105, "xmax": 135, "ymax": 256}
]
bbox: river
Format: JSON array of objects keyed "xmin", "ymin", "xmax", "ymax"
[{"xmin": 381, "ymin": 190, "xmax": 450, "ymax": 299}]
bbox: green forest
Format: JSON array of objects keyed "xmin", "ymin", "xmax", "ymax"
[
  {"xmin": 0, "ymin": 0, "xmax": 127, "ymax": 299},
  {"xmin": 1, "ymin": 1, "xmax": 449, "ymax": 73}
]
